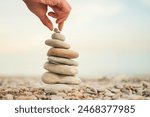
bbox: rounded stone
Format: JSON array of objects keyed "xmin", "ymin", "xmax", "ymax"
[
  {"xmin": 50, "ymin": 95, "xmax": 64, "ymax": 100},
  {"xmin": 4, "ymin": 94, "xmax": 14, "ymax": 100},
  {"xmin": 44, "ymin": 62, "xmax": 78, "ymax": 75},
  {"xmin": 52, "ymin": 33, "xmax": 65, "ymax": 41},
  {"xmin": 16, "ymin": 96, "xmax": 37, "ymax": 100},
  {"xmin": 47, "ymin": 48, "xmax": 79, "ymax": 59},
  {"xmin": 41, "ymin": 72, "xmax": 81, "ymax": 85},
  {"xmin": 45, "ymin": 39, "xmax": 70, "ymax": 49},
  {"xmin": 44, "ymin": 84, "xmax": 73, "ymax": 92},
  {"xmin": 54, "ymin": 28, "xmax": 60, "ymax": 33},
  {"xmin": 48, "ymin": 56, "xmax": 78, "ymax": 66}
]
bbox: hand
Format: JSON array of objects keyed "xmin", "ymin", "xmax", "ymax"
[{"xmin": 23, "ymin": 0, "xmax": 71, "ymax": 31}]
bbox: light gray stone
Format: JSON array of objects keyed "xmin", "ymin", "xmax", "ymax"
[
  {"xmin": 136, "ymin": 88, "xmax": 142, "ymax": 95},
  {"xmin": 114, "ymin": 84, "xmax": 123, "ymax": 89},
  {"xmin": 54, "ymin": 28, "xmax": 60, "ymax": 33},
  {"xmin": 44, "ymin": 62, "xmax": 78, "ymax": 75},
  {"xmin": 103, "ymin": 97, "xmax": 112, "ymax": 100},
  {"xmin": 50, "ymin": 95, "xmax": 64, "ymax": 100},
  {"xmin": 47, "ymin": 48, "xmax": 79, "ymax": 59},
  {"xmin": 127, "ymin": 95, "xmax": 145, "ymax": 100},
  {"xmin": 51, "ymin": 33, "xmax": 65, "ymax": 41},
  {"xmin": 47, "ymin": 56, "xmax": 78, "ymax": 66},
  {"xmin": 112, "ymin": 94, "xmax": 121, "ymax": 100},
  {"xmin": 44, "ymin": 84, "xmax": 73, "ymax": 92},
  {"xmin": 109, "ymin": 88, "xmax": 120, "ymax": 93},
  {"xmin": 104, "ymin": 90, "xmax": 115, "ymax": 97},
  {"xmin": 41, "ymin": 72, "xmax": 81, "ymax": 85},
  {"xmin": 45, "ymin": 39, "xmax": 70, "ymax": 49},
  {"xmin": 4, "ymin": 94, "xmax": 14, "ymax": 100},
  {"xmin": 142, "ymin": 81, "xmax": 150, "ymax": 88},
  {"xmin": 16, "ymin": 96, "xmax": 37, "ymax": 100},
  {"xmin": 57, "ymin": 92, "xmax": 67, "ymax": 97},
  {"xmin": 145, "ymin": 97, "xmax": 150, "ymax": 100},
  {"xmin": 85, "ymin": 86, "xmax": 97, "ymax": 94},
  {"xmin": 94, "ymin": 97, "xmax": 103, "ymax": 100}
]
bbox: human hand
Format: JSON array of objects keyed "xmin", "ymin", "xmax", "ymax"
[{"xmin": 23, "ymin": 0, "xmax": 71, "ymax": 31}]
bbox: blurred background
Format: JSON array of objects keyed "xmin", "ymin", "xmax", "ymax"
[{"xmin": 0, "ymin": 0, "xmax": 150, "ymax": 78}]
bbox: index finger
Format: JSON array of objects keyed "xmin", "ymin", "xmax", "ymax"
[
  {"xmin": 40, "ymin": 15, "xmax": 53, "ymax": 31},
  {"xmin": 58, "ymin": 21, "xmax": 64, "ymax": 31}
]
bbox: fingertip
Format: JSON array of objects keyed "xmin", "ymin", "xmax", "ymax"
[
  {"xmin": 59, "ymin": 28, "xmax": 62, "ymax": 31},
  {"xmin": 48, "ymin": 25, "xmax": 53, "ymax": 31},
  {"xmin": 44, "ymin": 21, "xmax": 53, "ymax": 31},
  {"xmin": 56, "ymin": 19, "xmax": 58, "ymax": 24},
  {"xmin": 58, "ymin": 22, "xmax": 64, "ymax": 31},
  {"xmin": 40, "ymin": 16, "xmax": 53, "ymax": 31}
]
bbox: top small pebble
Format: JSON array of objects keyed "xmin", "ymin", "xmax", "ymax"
[{"xmin": 54, "ymin": 28, "xmax": 60, "ymax": 33}]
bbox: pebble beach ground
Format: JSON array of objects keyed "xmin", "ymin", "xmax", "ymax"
[{"xmin": 0, "ymin": 76, "xmax": 150, "ymax": 100}]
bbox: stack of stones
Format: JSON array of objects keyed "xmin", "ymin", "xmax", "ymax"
[{"xmin": 41, "ymin": 28, "xmax": 81, "ymax": 85}]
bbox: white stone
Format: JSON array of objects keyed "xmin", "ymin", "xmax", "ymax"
[
  {"xmin": 44, "ymin": 62, "xmax": 78, "ymax": 75},
  {"xmin": 44, "ymin": 84, "xmax": 73, "ymax": 92},
  {"xmin": 4, "ymin": 94, "xmax": 14, "ymax": 100},
  {"xmin": 45, "ymin": 39, "xmax": 70, "ymax": 49},
  {"xmin": 48, "ymin": 56, "xmax": 78, "ymax": 66},
  {"xmin": 41, "ymin": 72, "xmax": 81, "ymax": 85},
  {"xmin": 50, "ymin": 95, "xmax": 64, "ymax": 100}
]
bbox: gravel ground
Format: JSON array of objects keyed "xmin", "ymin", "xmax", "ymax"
[{"xmin": 0, "ymin": 76, "xmax": 150, "ymax": 100}]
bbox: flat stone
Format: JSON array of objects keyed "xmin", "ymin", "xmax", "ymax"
[
  {"xmin": 121, "ymin": 89, "xmax": 132, "ymax": 95},
  {"xmin": 86, "ymin": 97, "xmax": 93, "ymax": 100},
  {"xmin": 41, "ymin": 72, "xmax": 81, "ymax": 85},
  {"xmin": 114, "ymin": 84, "xmax": 123, "ymax": 89},
  {"xmin": 109, "ymin": 88, "xmax": 120, "ymax": 93},
  {"xmin": 48, "ymin": 56, "xmax": 78, "ymax": 66},
  {"xmin": 45, "ymin": 39, "xmax": 70, "ymax": 49},
  {"xmin": 50, "ymin": 95, "xmax": 64, "ymax": 100},
  {"xmin": 103, "ymin": 97, "xmax": 112, "ymax": 100},
  {"xmin": 127, "ymin": 95, "xmax": 145, "ymax": 100},
  {"xmin": 112, "ymin": 94, "xmax": 121, "ymax": 100},
  {"xmin": 142, "ymin": 81, "xmax": 150, "ymax": 88},
  {"xmin": 44, "ymin": 84, "xmax": 73, "ymax": 92},
  {"xmin": 132, "ymin": 84, "xmax": 141, "ymax": 88},
  {"xmin": 145, "ymin": 97, "xmax": 150, "ymax": 100},
  {"xmin": 104, "ymin": 90, "xmax": 115, "ymax": 97},
  {"xmin": 85, "ymin": 86, "xmax": 97, "ymax": 94},
  {"xmin": 57, "ymin": 92, "xmax": 67, "ymax": 97},
  {"xmin": 117, "ymin": 98, "xmax": 127, "ymax": 100},
  {"xmin": 16, "ymin": 96, "xmax": 37, "ymax": 100},
  {"xmin": 51, "ymin": 33, "xmax": 65, "ymax": 41},
  {"xmin": 4, "ymin": 94, "xmax": 14, "ymax": 100},
  {"xmin": 97, "ymin": 87, "xmax": 105, "ymax": 92},
  {"xmin": 47, "ymin": 48, "xmax": 79, "ymax": 59},
  {"xmin": 44, "ymin": 62, "xmax": 78, "ymax": 75},
  {"xmin": 136, "ymin": 88, "xmax": 142, "ymax": 95},
  {"xmin": 94, "ymin": 97, "xmax": 103, "ymax": 100}
]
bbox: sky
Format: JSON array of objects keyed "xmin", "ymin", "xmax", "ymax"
[{"xmin": 0, "ymin": 0, "xmax": 150, "ymax": 77}]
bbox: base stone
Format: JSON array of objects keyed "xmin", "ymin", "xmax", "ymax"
[{"xmin": 41, "ymin": 72, "xmax": 81, "ymax": 85}]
